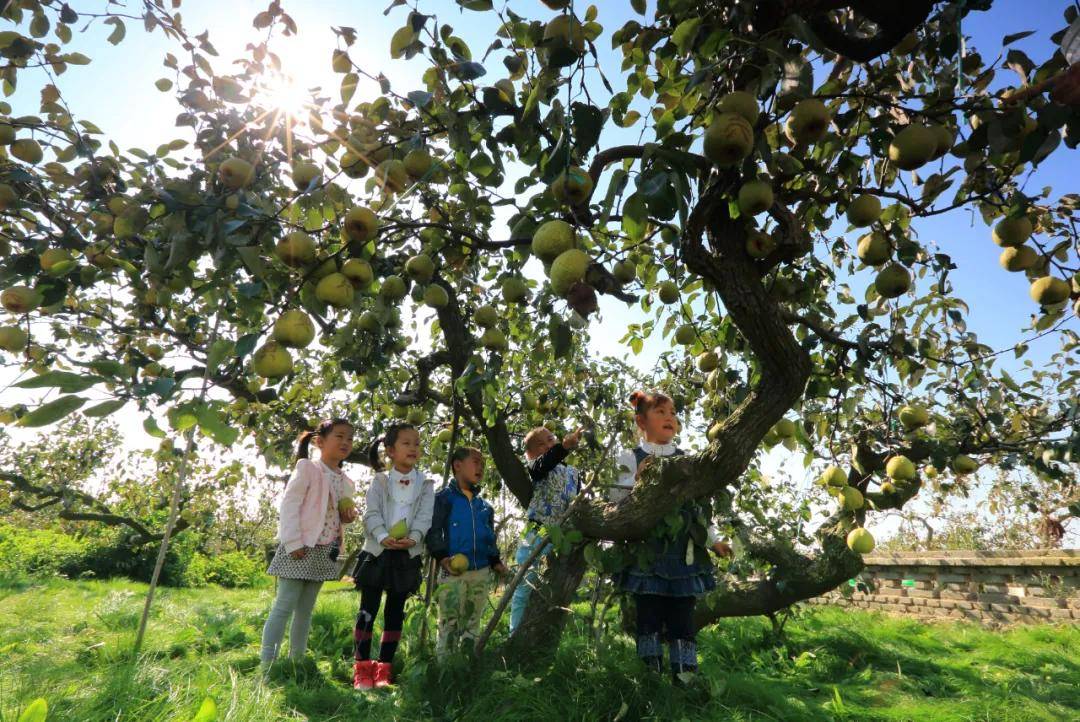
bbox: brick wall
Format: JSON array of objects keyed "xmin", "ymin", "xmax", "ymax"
[{"xmin": 809, "ymin": 549, "xmax": 1080, "ymax": 625}]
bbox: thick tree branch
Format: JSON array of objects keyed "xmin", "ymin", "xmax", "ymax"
[{"xmin": 431, "ymin": 276, "xmax": 534, "ymax": 506}]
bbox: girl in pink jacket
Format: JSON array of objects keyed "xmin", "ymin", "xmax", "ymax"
[{"xmin": 260, "ymin": 418, "xmax": 358, "ymax": 667}]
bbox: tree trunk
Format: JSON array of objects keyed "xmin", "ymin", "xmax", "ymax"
[{"xmin": 499, "ymin": 545, "xmax": 588, "ymax": 666}]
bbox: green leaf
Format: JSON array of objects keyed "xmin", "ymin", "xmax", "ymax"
[
  {"xmin": 191, "ymin": 697, "xmax": 217, "ymax": 722},
  {"xmin": 17, "ymin": 396, "xmax": 87, "ymax": 427},
  {"xmin": 672, "ymin": 17, "xmax": 702, "ymax": 55},
  {"xmin": 340, "ymin": 72, "xmax": 358, "ymax": 104},
  {"xmin": 390, "ymin": 25, "xmax": 417, "ymax": 59},
  {"xmin": 196, "ymin": 405, "xmax": 239, "ymax": 446},
  {"xmin": 14, "ymin": 371, "xmax": 103, "ymax": 393},
  {"xmin": 550, "ymin": 320, "xmax": 572, "ymax": 359},
  {"xmin": 206, "ymin": 339, "xmax": 235, "ymax": 375},
  {"xmin": 571, "ymin": 102, "xmax": 604, "ymax": 152},
  {"xmin": 62, "ymin": 52, "xmax": 91, "ymax": 65},
  {"xmin": 631, "ymin": 0, "xmax": 646, "ymax": 14},
  {"xmin": 104, "ymin": 17, "xmax": 126, "ymax": 45},
  {"xmin": 83, "ymin": 399, "xmax": 127, "ymax": 418},
  {"xmin": 143, "ymin": 416, "xmax": 166, "ymax": 439},
  {"xmin": 457, "ymin": 0, "xmax": 493, "ymax": 9},
  {"xmin": 622, "ymin": 193, "xmax": 648, "ymax": 242},
  {"xmin": 17, "ymin": 698, "xmax": 47, "ymax": 722}
]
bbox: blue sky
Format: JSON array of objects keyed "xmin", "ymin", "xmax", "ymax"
[{"xmin": 4, "ymin": 1, "xmax": 1077, "ymax": 541}]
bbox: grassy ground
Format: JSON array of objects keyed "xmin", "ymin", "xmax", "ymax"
[{"xmin": 0, "ymin": 577, "xmax": 1076, "ymax": 722}]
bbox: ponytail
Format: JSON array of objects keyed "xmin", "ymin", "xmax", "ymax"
[
  {"xmin": 367, "ymin": 422, "xmax": 416, "ymax": 472},
  {"xmin": 295, "ymin": 417, "xmax": 353, "ymax": 462},
  {"xmin": 367, "ymin": 439, "xmax": 384, "ymax": 471},
  {"xmin": 296, "ymin": 431, "xmax": 317, "ymax": 460}
]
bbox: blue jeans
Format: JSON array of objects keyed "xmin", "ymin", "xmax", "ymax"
[{"xmin": 509, "ymin": 529, "xmax": 552, "ymax": 635}]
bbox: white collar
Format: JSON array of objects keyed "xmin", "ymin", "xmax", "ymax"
[
  {"xmin": 319, "ymin": 460, "xmax": 343, "ymax": 475},
  {"xmin": 640, "ymin": 440, "xmax": 678, "ymax": 457},
  {"xmin": 388, "ymin": 467, "xmax": 420, "ymax": 483}
]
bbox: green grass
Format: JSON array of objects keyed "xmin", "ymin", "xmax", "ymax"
[{"xmin": 0, "ymin": 577, "xmax": 1076, "ymax": 721}]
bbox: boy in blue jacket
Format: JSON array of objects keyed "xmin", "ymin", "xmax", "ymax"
[{"xmin": 426, "ymin": 446, "xmax": 508, "ymax": 658}]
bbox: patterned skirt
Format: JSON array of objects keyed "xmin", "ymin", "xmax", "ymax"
[
  {"xmin": 616, "ymin": 535, "xmax": 716, "ymax": 598},
  {"xmin": 266, "ymin": 543, "xmax": 341, "ymax": 581}
]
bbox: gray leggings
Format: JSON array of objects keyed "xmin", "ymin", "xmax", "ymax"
[{"xmin": 260, "ymin": 578, "xmax": 324, "ymax": 666}]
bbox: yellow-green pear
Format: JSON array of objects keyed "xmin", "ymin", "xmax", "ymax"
[
  {"xmin": 481, "ymin": 327, "xmax": 507, "ymax": 350},
  {"xmin": 999, "ymin": 245, "xmax": 1037, "ymax": 272},
  {"xmin": 405, "ymin": 254, "xmax": 435, "ymax": 282},
  {"xmin": 340, "ymin": 151, "xmax": 369, "ymax": 178},
  {"xmin": 658, "ymin": 281, "xmax": 680, "ymax": 304},
  {"xmin": 403, "ymin": 149, "xmax": 433, "ymax": 179},
  {"xmin": 697, "ymin": 351, "xmax": 719, "ymax": 372},
  {"xmin": 786, "ymin": 99, "xmax": 831, "ymax": 144},
  {"xmin": 737, "ymin": 179, "xmax": 773, "ymax": 216},
  {"xmin": 548, "ymin": 248, "xmax": 590, "ymax": 295},
  {"xmin": 449, "ymin": 553, "xmax": 469, "ymax": 574},
  {"xmin": 344, "ymin": 207, "xmax": 379, "ymax": 243},
  {"xmin": 0, "ymin": 183, "xmax": 17, "ymax": 210},
  {"xmin": 532, "ymin": 220, "xmax": 576, "ymax": 263},
  {"xmin": 1, "ymin": 286, "xmax": 39, "ymax": 314},
  {"xmin": 847, "ymin": 527, "xmax": 875, "ymax": 554},
  {"xmin": 338, "ymin": 496, "xmax": 357, "ymax": 513},
  {"xmin": 839, "ymin": 486, "xmax": 864, "ymax": 510},
  {"xmin": 342, "ymin": 258, "xmax": 374, "ymax": 286},
  {"xmin": 773, "ymin": 418, "xmax": 797, "ymax": 438},
  {"xmin": 291, "ymin": 160, "xmax": 321, "ymax": 190},
  {"xmin": 703, "ymin": 113, "xmax": 754, "ymax": 166},
  {"xmin": 898, "ymin": 405, "xmax": 929, "ymax": 431},
  {"xmin": 1029, "ymin": 276, "xmax": 1070, "ymax": 306},
  {"xmin": 857, "ymin": 231, "xmax": 891, "ymax": 266},
  {"xmin": 885, "ymin": 455, "xmax": 915, "ymax": 481},
  {"xmin": 847, "ymin": 195, "xmax": 882, "ymax": 227},
  {"xmin": 951, "ymin": 454, "xmax": 979, "ymax": 474},
  {"xmin": 275, "ymin": 232, "xmax": 317, "ymax": 267},
  {"xmin": 388, "ymin": 519, "xmax": 409, "ymax": 539},
  {"xmin": 379, "ymin": 275, "xmax": 408, "ymax": 301},
  {"xmin": 474, "ymin": 305, "xmax": 498, "ymax": 328},
  {"xmin": 218, "ymin": 156, "xmax": 255, "ymax": 190},
  {"xmin": 551, "ymin": 166, "xmax": 594, "ymax": 206},
  {"xmin": 0, "ymin": 325, "xmax": 27, "ymax": 352},
  {"xmin": 375, "ymin": 159, "xmax": 409, "ymax": 194},
  {"xmin": 252, "ymin": 340, "xmax": 293, "ymax": 378},
  {"xmin": 674, "ymin": 324, "xmax": 696, "ymax": 345},
  {"xmin": 719, "ymin": 90, "xmax": 759, "ymax": 125},
  {"xmin": 423, "ymin": 284, "xmax": 449, "ymax": 308},
  {"xmin": 613, "ymin": 260, "xmax": 636, "ymax": 284},
  {"xmin": 358, "ymin": 311, "xmax": 381, "ymax": 333},
  {"xmin": 820, "ymin": 466, "xmax": 847, "ymax": 488},
  {"xmin": 745, "ymin": 229, "xmax": 777, "ymax": 259},
  {"xmin": 992, "ymin": 217, "xmax": 1032, "ymax": 247},
  {"xmin": 39, "ymin": 248, "xmax": 72, "ymax": 274},
  {"xmin": 880, "ymin": 480, "xmax": 896, "ymax": 494},
  {"xmin": 501, "ymin": 276, "xmax": 529, "ymax": 303},
  {"xmin": 874, "ymin": 263, "xmax": 911, "ymax": 298},
  {"xmin": 888, "ymin": 125, "xmax": 937, "ymax": 170},
  {"xmin": 273, "ymin": 309, "xmax": 316, "ymax": 348},
  {"xmin": 315, "ymin": 272, "xmax": 355, "ymax": 307}
]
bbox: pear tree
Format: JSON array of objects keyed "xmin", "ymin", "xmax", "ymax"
[{"xmin": 0, "ymin": 0, "xmax": 1077, "ymax": 664}]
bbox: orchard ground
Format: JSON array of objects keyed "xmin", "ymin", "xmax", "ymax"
[{"xmin": 0, "ymin": 577, "xmax": 1077, "ymax": 722}]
